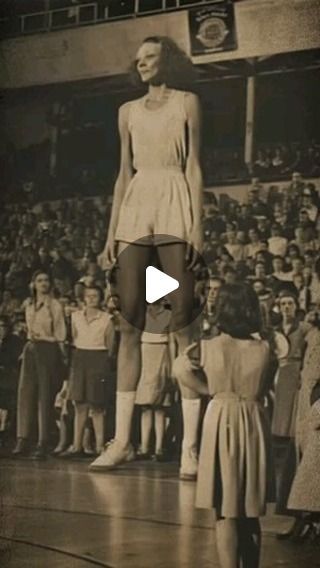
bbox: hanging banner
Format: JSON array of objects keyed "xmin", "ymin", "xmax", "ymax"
[{"xmin": 188, "ymin": 1, "xmax": 237, "ymax": 56}]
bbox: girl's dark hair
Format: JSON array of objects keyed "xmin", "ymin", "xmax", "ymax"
[
  {"xmin": 214, "ymin": 283, "xmax": 262, "ymax": 339},
  {"xmin": 30, "ymin": 270, "xmax": 52, "ymax": 299},
  {"xmin": 84, "ymin": 284, "xmax": 104, "ymax": 304},
  {"xmin": 129, "ymin": 36, "xmax": 197, "ymax": 91}
]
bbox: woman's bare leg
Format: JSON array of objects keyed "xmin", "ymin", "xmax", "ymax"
[
  {"xmin": 90, "ymin": 242, "xmax": 152, "ymax": 469},
  {"xmin": 90, "ymin": 407, "xmax": 105, "ymax": 454},
  {"xmin": 216, "ymin": 518, "xmax": 239, "ymax": 568},
  {"xmin": 154, "ymin": 409, "xmax": 165, "ymax": 453},
  {"xmin": 237, "ymin": 518, "xmax": 261, "ymax": 568},
  {"xmin": 158, "ymin": 242, "xmax": 201, "ymax": 478},
  {"xmin": 140, "ymin": 409, "xmax": 153, "ymax": 454},
  {"xmin": 73, "ymin": 403, "xmax": 89, "ymax": 452}
]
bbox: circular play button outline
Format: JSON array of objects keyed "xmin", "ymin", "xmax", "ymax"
[{"xmin": 110, "ymin": 234, "xmax": 209, "ymax": 334}]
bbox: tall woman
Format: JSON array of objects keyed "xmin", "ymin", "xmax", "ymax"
[
  {"xmin": 91, "ymin": 36, "xmax": 203, "ymax": 477},
  {"xmin": 174, "ymin": 284, "xmax": 274, "ymax": 568},
  {"xmin": 13, "ymin": 270, "xmax": 66, "ymax": 459}
]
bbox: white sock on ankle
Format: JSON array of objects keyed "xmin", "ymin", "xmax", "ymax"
[
  {"xmin": 115, "ymin": 391, "xmax": 136, "ymax": 446},
  {"xmin": 181, "ymin": 398, "xmax": 201, "ymax": 453}
]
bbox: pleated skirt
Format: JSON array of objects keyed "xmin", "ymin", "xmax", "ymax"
[{"xmin": 196, "ymin": 394, "xmax": 275, "ymax": 519}]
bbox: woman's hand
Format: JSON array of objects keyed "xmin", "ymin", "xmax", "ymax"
[
  {"xmin": 99, "ymin": 232, "xmax": 118, "ymax": 270},
  {"xmin": 172, "ymin": 342, "xmax": 200, "ymax": 379},
  {"xmin": 309, "ymin": 401, "xmax": 320, "ymax": 431},
  {"xmin": 186, "ymin": 225, "xmax": 203, "ymax": 270}
]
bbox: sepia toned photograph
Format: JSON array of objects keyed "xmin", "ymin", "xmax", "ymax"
[{"xmin": 0, "ymin": 1, "xmax": 320, "ymax": 566}]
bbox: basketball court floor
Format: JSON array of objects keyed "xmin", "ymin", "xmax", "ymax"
[{"xmin": 1, "ymin": 458, "xmax": 320, "ymax": 567}]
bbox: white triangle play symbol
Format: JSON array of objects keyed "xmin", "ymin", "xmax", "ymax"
[{"xmin": 146, "ymin": 266, "xmax": 179, "ymax": 304}]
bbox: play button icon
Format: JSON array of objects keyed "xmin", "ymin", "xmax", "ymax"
[
  {"xmin": 110, "ymin": 234, "xmax": 209, "ymax": 333},
  {"xmin": 146, "ymin": 266, "xmax": 179, "ymax": 304}
]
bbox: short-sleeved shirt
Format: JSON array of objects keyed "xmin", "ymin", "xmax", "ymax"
[
  {"xmin": 71, "ymin": 309, "xmax": 114, "ymax": 351},
  {"xmin": 25, "ymin": 297, "xmax": 66, "ymax": 342}
]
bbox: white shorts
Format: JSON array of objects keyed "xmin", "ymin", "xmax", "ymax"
[{"xmin": 115, "ymin": 168, "xmax": 193, "ymax": 245}]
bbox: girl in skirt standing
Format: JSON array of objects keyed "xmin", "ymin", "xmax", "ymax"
[
  {"xmin": 174, "ymin": 283, "xmax": 274, "ymax": 568},
  {"xmin": 135, "ymin": 301, "xmax": 174, "ymax": 460},
  {"xmin": 62, "ymin": 285, "xmax": 115, "ymax": 457}
]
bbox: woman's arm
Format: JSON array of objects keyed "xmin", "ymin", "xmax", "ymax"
[
  {"xmin": 104, "ymin": 103, "xmax": 134, "ymax": 265},
  {"xmin": 184, "ymin": 92, "xmax": 204, "ymax": 267},
  {"xmin": 173, "ymin": 342, "xmax": 208, "ymax": 396},
  {"xmin": 105, "ymin": 317, "xmax": 116, "ymax": 355}
]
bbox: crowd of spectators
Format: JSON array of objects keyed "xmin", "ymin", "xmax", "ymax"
[
  {"xmin": 252, "ymin": 142, "xmax": 320, "ymax": 180},
  {"xmin": 1, "ymin": 170, "xmax": 320, "ymax": 340},
  {"xmin": 202, "ymin": 172, "xmax": 320, "ymax": 313},
  {"xmin": 1, "ymin": 170, "xmax": 320, "ymax": 459}
]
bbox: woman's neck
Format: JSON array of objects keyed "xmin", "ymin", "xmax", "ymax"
[
  {"xmin": 36, "ymin": 292, "xmax": 49, "ymax": 304},
  {"xmin": 86, "ymin": 307, "xmax": 99, "ymax": 316},
  {"xmin": 147, "ymin": 83, "xmax": 170, "ymax": 100}
]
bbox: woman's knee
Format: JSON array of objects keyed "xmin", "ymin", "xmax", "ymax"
[{"xmin": 120, "ymin": 318, "xmax": 143, "ymax": 343}]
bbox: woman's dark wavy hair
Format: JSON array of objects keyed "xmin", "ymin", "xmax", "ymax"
[
  {"xmin": 30, "ymin": 270, "xmax": 52, "ymax": 300},
  {"xmin": 214, "ymin": 283, "xmax": 262, "ymax": 339},
  {"xmin": 129, "ymin": 36, "xmax": 197, "ymax": 91}
]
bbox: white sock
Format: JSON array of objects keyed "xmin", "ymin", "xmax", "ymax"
[
  {"xmin": 115, "ymin": 391, "xmax": 136, "ymax": 446},
  {"xmin": 181, "ymin": 398, "xmax": 201, "ymax": 453}
]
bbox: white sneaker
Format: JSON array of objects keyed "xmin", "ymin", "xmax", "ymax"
[
  {"xmin": 179, "ymin": 447, "xmax": 198, "ymax": 481},
  {"xmin": 89, "ymin": 439, "xmax": 135, "ymax": 471}
]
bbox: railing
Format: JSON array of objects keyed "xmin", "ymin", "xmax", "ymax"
[{"xmin": 1, "ymin": 0, "xmax": 213, "ymax": 37}]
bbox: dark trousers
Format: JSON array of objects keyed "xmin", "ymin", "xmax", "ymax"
[{"xmin": 17, "ymin": 341, "xmax": 62, "ymax": 444}]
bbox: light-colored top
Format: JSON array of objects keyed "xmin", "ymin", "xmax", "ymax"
[
  {"xmin": 225, "ymin": 243, "xmax": 246, "ymax": 262},
  {"xmin": 25, "ymin": 296, "xmax": 66, "ymax": 343},
  {"xmin": 71, "ymin": 309, "xmax": 114, "ymax": 351},
  {"xmin": 127, "ymin": 89, "xmax": 188, "ymax": 172},
  {"xmin": 200, "ymin": 333, "xmax": 270, "ymax": 399},
  {"xmin": 268, "ymin": 236, "xmax": 288, "ymax": 257}
]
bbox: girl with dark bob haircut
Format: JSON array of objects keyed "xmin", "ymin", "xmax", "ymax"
[
  {"xmin": 173, "ymin": 282, "xmax": 274, "ymax": 568},
  {"xmin": 214, "ymin": 283, "xmax": 262, "ymax": 339}
]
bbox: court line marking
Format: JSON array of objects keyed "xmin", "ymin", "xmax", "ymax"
[{"xmin": 0, "ymin": 535, "xmax": 115, "ymax": 567}]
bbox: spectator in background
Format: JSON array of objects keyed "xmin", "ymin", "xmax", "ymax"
[
  {"xmin": 287, "ymin": 171, "xmax": 305, "ymax": 199},
  {"xmin": 268, "ymin": 224, "xmax": 288, "ymax": 257},
  {"xmin": 224, "ymin": 223, "xmax": 246, "ymax": 262},
  {"xmin": 270, "ymin": 256, "xmax": 290, "ymax": 287},
  {"xmin": 297, "ymin": 209, "xmax": 316, "ymax": 242},
  {"xmin": 50, "ymin": 247, "xmax": 77, "ymax": 296},
  {"xmin": 286, "ymin": 256, "xmax": 305, "ymax": 282},
  {"xmin": 245, "ymin": 228, "xmax": 263, "ymax": 259},
  {"xmin": 34, "ymin": 246, "xmax": 52, "ymax": 274},
  {"xmin": 0, "ymin": 290, "xmax": 20, "ymax": 319},
  {"xmin": 236, "ymin": 203, "xmax": 257, "ymax": 233},
  {"xmin": 247, "ymin": 187, "xmax": 269, "ymax": 217},
  {"xmin": 300, "ymin": 185, "xmax": 319, "ymax": 223},
  {"xmin": 310, "ymin": 257, "xmax": 320, "ymax": 306},
  {"xmin": 272, "ymin": 291, "xmax": 308, "ymax": 440},
  {"xmin": 291, "ymin": 225, "xmax": 317, "ymax": 255},
  {"xmin": 256, "ymin": 216, "xmax": 270, "ymax": 240},
  {"xmin": 0, "ymin": 316, "xmax": 23, "ymax": 448},
  {"xmin": 13, "ymin": 271, "xmax": 66, "ymax": 460}
]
